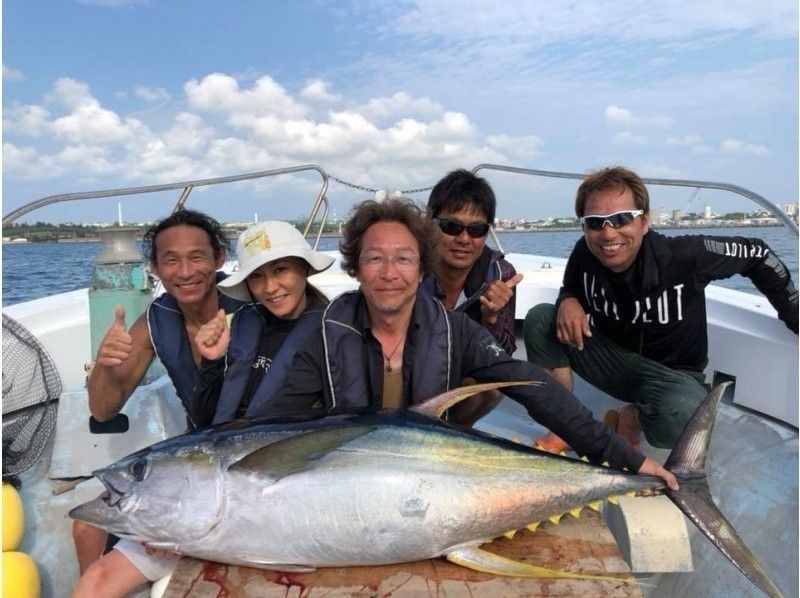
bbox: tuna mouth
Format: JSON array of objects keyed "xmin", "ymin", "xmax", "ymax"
[{"xmin": 98, "ymin": 477, "xmax": 127, "ymax": 508}]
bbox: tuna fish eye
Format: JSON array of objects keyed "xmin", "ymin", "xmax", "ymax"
[{"xmin": 129, "ymin": 459, "xmax": 147, "ymax": 481}]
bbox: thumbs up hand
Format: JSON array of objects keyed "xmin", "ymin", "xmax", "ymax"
[
  {"xmin": 196, "ymin": 309, "xmax": 230, "ymax": 361},
  {"xmin": 96, "ymin": 305, "xmax": 135, "ymax": 367}
]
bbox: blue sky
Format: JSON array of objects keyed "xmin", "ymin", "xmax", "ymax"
[{"xmin": 2, "ymin": 0, "xmax": 797, "ymax": 224}]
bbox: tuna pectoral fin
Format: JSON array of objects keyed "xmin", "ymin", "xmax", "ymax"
[
  {"xmin": 411, "ymin": 380, "xmax": 543, "ymax": 419},
  {"xmin": 445, "ymin": 546, "xmax": 634, "ymax": 585},
  {"xmin": 230, "ymin": 426, "xmax": 375, "ymax": 477},
  {"xmin": 664, "ymin": 383, "xmax": 783, "ymax": 598}
]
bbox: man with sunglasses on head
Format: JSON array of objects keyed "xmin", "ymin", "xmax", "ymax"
[
  {"xmin": 421, "ymin": 169, "xmax": 523, "ymax": 425},
  {"xmin": 526, "ymin": 166, "xmax": 798, "ymax": 452}
]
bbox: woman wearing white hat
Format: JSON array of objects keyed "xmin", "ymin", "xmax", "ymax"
[{"xmin": 192, "ymin": 220, "xmax": 334, "ymax": 425}]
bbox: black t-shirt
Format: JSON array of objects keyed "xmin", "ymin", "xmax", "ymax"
[{"xmin": 235, "ymin": 306, "xmax": 298, "ymax": 417}]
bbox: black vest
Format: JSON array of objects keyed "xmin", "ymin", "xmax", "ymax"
[
  {"xmin": 212, "ymin": 304, "xmax": 324, "ymax": 424},
  {"xmin": 321, "ymin": 291, "xmax": 454, "ymax": 409},
  {"xmin": 147, "ymin": 274, "xmax": 244, "ymax": 425}
]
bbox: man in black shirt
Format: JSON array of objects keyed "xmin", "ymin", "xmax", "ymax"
[
  {"xmin": 525, "ymin": 166, "xmax": 798, "ymax": 450},
  {"xmin": 268, "ymin": 197, "xmax": 678, "ymax": 489}
]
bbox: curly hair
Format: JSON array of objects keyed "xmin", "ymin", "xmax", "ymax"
[
  {"xmin": 575, "ymin": 166, "xmax": 650, "ymax": 217},
  {"xmin": 339, "ymin": 198, "xmax": 438, "ymax": 278},
  {"xmin": 143, "ymin": 209, "xmax": 229, "ymax": 264}
]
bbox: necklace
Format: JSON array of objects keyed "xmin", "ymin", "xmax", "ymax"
[{"xmin": 381, "ymin": 333, "xmax": 406, "ymax": 373}]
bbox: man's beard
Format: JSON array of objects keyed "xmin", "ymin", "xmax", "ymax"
[{"xmin": 371, "ymin": 299, "xmax": 404, "ymax": 314}]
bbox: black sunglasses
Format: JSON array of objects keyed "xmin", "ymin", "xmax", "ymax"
[
  {"xmin": 579, "ymin": 209, "xmax": 644, "ymax": 231},
  {"xmin": 433, "ymin": 218, "xmax": 490, "ymax": 238}
]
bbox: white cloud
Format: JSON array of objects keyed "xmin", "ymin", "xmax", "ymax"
[
  {"xmin": 605, "ymin": 106, "xmax": 673, "ymax": 128},
  {"xmin": 3, "ymin": 64, "xmax": 23, "ymax": 80},
  {"xmin": 2, "ymin": 143, "xmax": 41, "ymax": 179},
  {"xmin": 665, "ymin": 134, "xmax": 712, "ymax": 154},
  {"xmin": 2, "ymin": 73, "xmax": 537, "ymax": 195},
  {"xmin": 135, "ymin": 86, "xmax": 170, "ymax": 103},
  {"xmin": 612, "ymin": 131, "xmax": 649, "ymax": 146},
  {"xmin": 720, "ymin": 138, "xmax": 771, "ymax": 156},
  {"xmin": 185, "ymin": 73, "xmax": 307, "ymax": 120},
  {"xmin": 486, "ymin": 134, "xmax": 544, "ymax": 160},
  {"xmin": 300, "ymin": 79, "xmax": 341, "ymax": 103},
  {"xmin": 358, "ymin": 92, "xmax": 442, "ymax": 122},
  {"xmin": 389, "ymin": 1, "xmax": 797, "ymax": 43},
  {"xmin": 162, "ymin": 112, "xmax": 216, "ymax": 155},
  {"xmin": 3, "ymin": 105, "xmax": 52, "ymax": 137}
]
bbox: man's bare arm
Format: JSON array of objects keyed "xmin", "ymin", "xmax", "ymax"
[{"xmin": 87, "ymin": 306, "xmax": 154, "ymax": 421}]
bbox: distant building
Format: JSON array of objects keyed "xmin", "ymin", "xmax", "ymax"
[
  {"xmin": 672, "ymin": 209, "xmax": 684, "ymax": 222},
  {"xmin": 783, "ymin": 203, "xmax": 798, "ymax": 217}
]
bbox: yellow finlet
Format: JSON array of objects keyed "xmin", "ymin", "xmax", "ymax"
[
  {"xmin": 503, "ymin": 529, "xmax": 517, "ymax": 539},
  {"xmin": 511, "ymin": 435, "xmax": 521, "ymax": 444},
  {"xmin": 626, "ymin": 490, "xmax": 636, "ymax": 497},
  {"xmin": 587, "ymin": 500, "xmax": 601, "ymax": 512},
  {"xmin": 569, "ymin": 507, "xmax": 582, "ymax": 518},
  {"xmin": 608, "ymin": 495, "xmax": 619, "ymax": 505},
  {"xmin": 549, "ymin": 513, "xmax": 563, "ymax": 525},
  {"xmin": 579, "ymin": 455, "xmax": 589, "ymax": 462},
  {"xmin": 526, "ymin": 521, "xmax": 540, "ymax": 532},
  {"xmin": 602, "ymin": 461, "xmax": 610, "ymax": 467}
]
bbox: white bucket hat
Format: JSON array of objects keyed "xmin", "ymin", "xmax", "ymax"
[{"xmin": 218, "ymin": 221, "xmax": 335, "ymax": 302}]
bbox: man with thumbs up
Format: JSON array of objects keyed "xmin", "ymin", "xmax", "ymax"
[
  {"xmin": 76, "ymin": 209, "xmax": 244, "ymax": 597},
  {"xmin": 87, "ymin": 209, "xmax": 243, "ymax": 428}
]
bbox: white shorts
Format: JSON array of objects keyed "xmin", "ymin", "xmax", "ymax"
[{"xmin": 114, "ymin": 538, "xmax": 179, "ymax": 582}]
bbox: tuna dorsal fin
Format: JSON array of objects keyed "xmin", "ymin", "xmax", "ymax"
[
  {"xmin": 446, "ymin": 545, "xmax": 634, "ymax": 584},
  {"xmin": 410, "ymin": 381, "xmax": 542, "ymax": 419},
  {"xmin": 230, "ymin": 426, "xmax": 375, "ymax": 478}
]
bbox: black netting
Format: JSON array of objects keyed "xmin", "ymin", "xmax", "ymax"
[{"xmin": 2, "ymin": 314, "xmax": 62, "ymax": 476}]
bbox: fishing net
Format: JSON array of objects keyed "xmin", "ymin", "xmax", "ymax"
[{"xmin": 2, "ymin": 313, "xmax": 62, "ymax": 476}]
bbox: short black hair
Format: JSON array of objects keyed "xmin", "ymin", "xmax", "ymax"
[
  {"xmin": 427, "ymin": 169, "xmax": 496, "ymax": 224},
  {"xmin": 142, "ymin": 209, "xmax": 228, "ymax": 264}
]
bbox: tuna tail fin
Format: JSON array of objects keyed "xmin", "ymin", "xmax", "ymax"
[{"xmin": 664, "ymin": 383, "xmax": 783, "ymax": 598}]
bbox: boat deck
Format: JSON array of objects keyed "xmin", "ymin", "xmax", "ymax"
[
  {"xmin": 476, "ymin": 369, "xmax": 799, "ymax": 598},
  {"xmin": 10, "ymin": 336, "xmax": 798, "ymax": 598}
]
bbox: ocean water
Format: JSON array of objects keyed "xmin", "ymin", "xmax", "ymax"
[{"xmin": 2, "ymin": 227, "xmax": 797, "ymax": 307}]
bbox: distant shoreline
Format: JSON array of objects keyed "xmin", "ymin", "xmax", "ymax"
[
  {"xmin": 497, "ymin": 222, "xmax": 790, "ymax": 233},
  {"xmin": 2, "ymin": 221, "xmax": 791, "ymax": 244}
]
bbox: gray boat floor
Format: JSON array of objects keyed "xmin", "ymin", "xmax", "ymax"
[
  {"xmin": 16, "ymin": 376, "xmax": 798, "ymax": 598},
  {"xmin": 476, "ymin": 376, "xmax": 799, "ymax": 598}
]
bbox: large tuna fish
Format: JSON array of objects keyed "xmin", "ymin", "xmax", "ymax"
[{"xmin": 70, "ymin": 382, "xmax": 781, "ymax": 597}]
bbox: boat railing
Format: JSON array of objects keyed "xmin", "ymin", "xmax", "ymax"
[
  {"xmin": 2, "ymin": 164, "xmax": 333, "ymax": 250},
  {"xmin": 5, "ymin": 163, "xmax": 796, "ymax": 247},
  {"xmin": 473, "ymin": 163, "xmax": 799, "ymax": 237}
]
